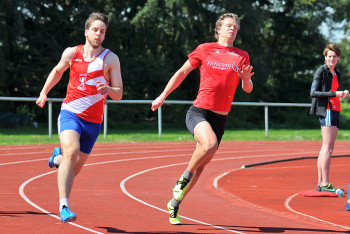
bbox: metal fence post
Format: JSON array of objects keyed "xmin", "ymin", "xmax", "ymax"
[
  {"xmin": 265, "ymin": 104, "xmax": 269, "ymax": 137},
  {"xmin": 158, "ymin": 106, "xmax": 162, "ymax": 137},
  {"xmin": 48, "ymin": 100, "xmax": 52, "ymax": 139},
  {"xmin": 104, "ymin": 102, "xmax": 108, "ymax": 139}
]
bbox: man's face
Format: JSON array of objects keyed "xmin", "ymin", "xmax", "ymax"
[
  {"xmin": 217, "ymin": 18, "xmax": 239, "ymax": 41},
  {"xmin": 85, "ymin": 20, "xmax": 107, "ymax": 48}
]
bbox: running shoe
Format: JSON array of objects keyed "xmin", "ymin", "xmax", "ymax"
[
  {"xmin": 173, "ymin": 175, "xmax": 190, "ymax": 201},
  {"xmin": 48, "ymin": 147, "xmax": 61, "ymax": 168},
  {"xmin": 60, "ymin": 205, "xmax": 77, "ymax": 222},
  {"xmin": 167, "ymin": 200, "xmax": 181, "ymax": 225},
  {"xmin": 346, "ymin": 199, "xmax": 350, "ymax": 211},
  {"xmin": 319, "ymin": 183, "xmax": 338, "ymax": 193},
  {"xmin": 317, "ymin": 184, "xmax": 321, "ymax": 191}
]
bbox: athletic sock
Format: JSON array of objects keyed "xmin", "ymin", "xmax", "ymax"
[
  {"xmin": 59, "ymin": 198, "xmax": 69, "ymax": 212},
  {"xmin": 53, "ymin": 156, "xmax": 60, "ymax": 166},
  {"xmin": 171, "ymin": 198, "xmax": 182, "ymax": 208},
  {"xmin": 183, "ymin": 169, "xmax": 193, "ymax": 181}
]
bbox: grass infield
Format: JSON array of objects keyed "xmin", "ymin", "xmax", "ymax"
[{"xmin": 2, "ymin": 126, "xmax": 350, "ymax": 145}]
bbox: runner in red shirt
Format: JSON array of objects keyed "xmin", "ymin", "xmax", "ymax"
[
  {"xmin": 36, "ymin": 12, "xmax": 123, "ymax": 222},
  {"xmin": 151, "ymin": 13, "xmax": 254, "ymax": 225}
]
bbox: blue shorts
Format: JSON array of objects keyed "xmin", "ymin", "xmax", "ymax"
[
  {"xmin": 58, "ymin": 110, "xmax": 101, "ymax": 154},
  {"xmin": 319, "ymin": 110, "xmax": 340, "ymax": 128},
  {"xmin": 186, "ymin": 105, "xmax": 228, "ymax": 146}
]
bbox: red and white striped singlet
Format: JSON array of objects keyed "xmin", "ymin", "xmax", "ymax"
[{"xmin": 61, "ymin": 45, "xmax": 110, "ymax": 123}]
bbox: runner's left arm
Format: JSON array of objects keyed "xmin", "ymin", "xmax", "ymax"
[
  {"xmin": 239, "ymin": 64, "xmax": 254, "ymax": 93},
  {"xmin": 97, "ymin": 52, "xmax": 123, "ymax": 100}
]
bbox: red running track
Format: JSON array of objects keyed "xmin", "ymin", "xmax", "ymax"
[{"xmin": 1, "ymin": 141, "xmax": 350, "ymax": 233}]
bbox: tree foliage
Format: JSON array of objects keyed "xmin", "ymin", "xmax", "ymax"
[{"xmin": 1, "ymin": 0, "xmax": 350, "ymax": 125}]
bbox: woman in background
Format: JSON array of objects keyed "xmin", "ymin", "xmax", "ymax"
[{"xmin": 310, "ymin": 44, "xmax": 348, "ymax": 194}]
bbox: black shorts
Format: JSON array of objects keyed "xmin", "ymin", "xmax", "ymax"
[
  {"xmin": 319, "ymin": 109, "xmax": 340, "ymax": 128},
  {"xmin": 186, "ymin": 105, "xmax": 228, "ymax": 145}
]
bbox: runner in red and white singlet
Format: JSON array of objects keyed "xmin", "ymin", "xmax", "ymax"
[
  {"xmin": 62, "ymin": 44, "xmax": 110, "ymax": 123},
  {"xmin": 36, "ymin": 12, "xmax": 123, "ymax": 223}
]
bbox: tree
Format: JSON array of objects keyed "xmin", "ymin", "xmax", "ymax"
[{"xmin": 1, "ymin": 0, "xmax": 350, "ymax": 127}]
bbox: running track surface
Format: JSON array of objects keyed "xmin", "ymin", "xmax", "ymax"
[{"xmin": 1, "ymin": 141, "xmax": 350, "ymax": 234}]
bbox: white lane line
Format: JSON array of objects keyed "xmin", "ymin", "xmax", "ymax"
[
  {"xmin": 18, "ymin": 171, "xmax": 103, "ymax": 234},
  {"xmin": 0, "ymin": 158, "xmax": 47, "ymax": 166},
  {"xmin": 285, "ymin": 193, "xmax": 350, "ymax": 230},
  {"xmin": 120, "ymin": 161, "xmax": 246, "ymax": 234},
  {"xmin": 19, "ymin": 156, "xmax": 248, "ymax": 234},
  {"xmin": 19, "ymin": 148, "xmax": 348, "ymax": 233},
  {"xmin": 213, "ymin": 168, "xmax": 350, "ymax": 230},
  {"xmin": 2, "ymin": 150, "xmax": 327, "ymax": 167}
]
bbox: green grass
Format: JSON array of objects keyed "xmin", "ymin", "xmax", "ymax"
[{"xmin": 2, "ymin": 126, "xmax": 350, "ymax": 145}]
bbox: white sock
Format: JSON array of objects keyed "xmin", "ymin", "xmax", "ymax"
[
  {"xmin": 59, "ymin": 198, "xmax": 69, "ymax": 211},
  {"xmin": 53, "ymin": 155, "xmax": 60, "ymax": 166}
]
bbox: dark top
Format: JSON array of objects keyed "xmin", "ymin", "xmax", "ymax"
[{"xmin": 310, "ymin": 64, "xmax": 341, "ymax": 117}]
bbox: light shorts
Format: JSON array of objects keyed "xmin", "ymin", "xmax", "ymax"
[
  {"xmin": 319, "ymin": 109, "xmax": 340, "ymax": 128},
  {"xmin": 186, "ymin": 105, "xmax": 228, "ymax": 146},
  {"xmin": 58, "ymin": 110, "xmax": 101, "ymax": 154}
]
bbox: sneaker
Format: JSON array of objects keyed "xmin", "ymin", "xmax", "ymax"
[
  {"xmin": 48, "ymin": 147, "xmax": 61, "ymax": 168},
  {"xmin": 173, "ymin": 175, "xmax": 190, "ymax": 201},
  {"xmin": 346, "ymin": 199, "xmax": 350, "ymax": 211},
  {"xmin": 60, "ymin": 205, "xmax": 77, "ymax": 222},
  {"xmin": 167, "ymin": 200, "xmax": 181, "ymax": 225},
  {"xmin": 317, "ymin": 185, "xmax": 321, "ymax": 191},
  {"xmin": 319, "ymin": 183, "xmax": 337, "ymax": 193}
]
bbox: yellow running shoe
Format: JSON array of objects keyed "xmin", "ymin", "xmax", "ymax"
[
  {"xmin": 173, "ymin": 175, "xmax": 190, "ymax": 201},
  {"xmin": 167, "ymin": 200, "xmax": 182, "ymax": 225}
]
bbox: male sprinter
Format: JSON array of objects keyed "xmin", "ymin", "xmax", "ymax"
[{"xmin": 36, "ymin": 12, "xmax": 123, "ymax": 222}]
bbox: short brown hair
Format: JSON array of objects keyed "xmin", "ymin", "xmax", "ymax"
[
  {"xmin": 323, "ymin": 44, "xmax": 341, "ymax": 57},
  {"xmin": 85, "ymin": 12, "xmax": 109, "ymax": 30},
  {"xmin": 214, "ymin": 13, "xmax": 240, "ymax": 40}
]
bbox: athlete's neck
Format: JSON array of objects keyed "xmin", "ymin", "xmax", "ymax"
[
  {"xmin": 217, "ymin": 38, "xmax": 234, "ymax": 47},
  {"xmin": 83, "ymin": 44, "xmax": 104, "ymax": 61}
]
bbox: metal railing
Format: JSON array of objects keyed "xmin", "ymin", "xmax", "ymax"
[{"xmin": 0, "ymin": 97, "xmax": 311, "ymax": 138}]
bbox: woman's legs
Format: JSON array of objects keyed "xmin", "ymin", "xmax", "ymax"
[{"xmin": 318, "ymin": 126, "xmax": 338, "ymax": 186}]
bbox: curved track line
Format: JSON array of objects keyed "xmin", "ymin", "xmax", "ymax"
[
  {"xmin": 284, "ymin": 193, "xmax": 350, "ymax": 230},
  {"xmin": 19, "ymin": 156, "xmax": 246, "ymax": 234},
  {"xmin": 2, "ymin": 150, "xmax": 316, "ymax": 168},
  {"xmin": 18, "ymin": 171, "xmax": 103, "ymax": 234},
  {"xmin": 19, "ymin": 148, "xmax": 339, "ymax": 233},
  {"xmin": 0, "ymin": 158, "xmax": 46, "ymax": 166},
  {"xmin": 120, "ymin": 161, "xmax": 246, "ymax": 234},
  {"xmin": 213, "ymin": 167, "xmax": 350, "ymax": 231}
]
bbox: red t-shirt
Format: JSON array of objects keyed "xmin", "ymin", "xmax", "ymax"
[
  {"xmin": 328, "ymin": 73, "xmax": 341, "ymax": 111},
  {"xmin": 188, "ymin": 42, "xmax": 250, "ymax": 112}
]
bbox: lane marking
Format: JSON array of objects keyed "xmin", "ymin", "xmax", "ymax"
[
  {"xmin": 19, "ymin": 156, "xmax": 250, "ymax": 233},
  {"xmin": 17, "ymin": 144, "xmax": 350, "ymax": 233},
  {"xmin": 120, "ymin": 162, "xmax": 246, "ymax": 234},
  {"xmin": 285, "ymin": 193, "xmax": 350, "ymax": 230},
  {"xmin": 214, "ymin": 167, "xmax": 350, "ymax": 230},
  {"xmin": 2, "ymin": 150, "xmax": 335, "ymax": 167},
  {"xmin": 18, "ymin": 171, "xmax": 103, "ymax": 234}
]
